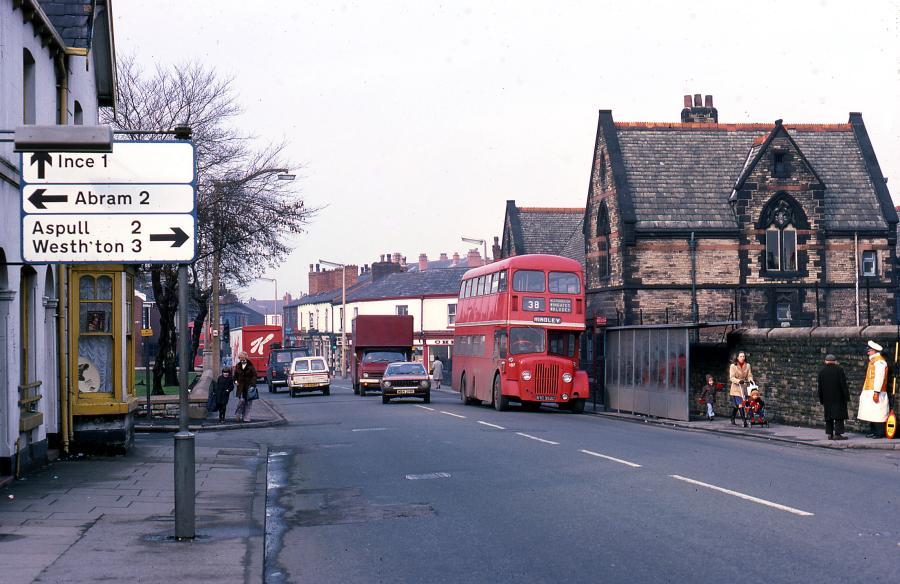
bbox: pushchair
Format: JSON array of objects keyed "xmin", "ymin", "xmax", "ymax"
[{"xmin": 742, "ymin": 383, "xmax": 769, "ymax": 428}]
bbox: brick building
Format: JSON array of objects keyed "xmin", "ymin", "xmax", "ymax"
[{"xmin": 584, "ymin": 95, "xmax": 898, "ymax": 329}]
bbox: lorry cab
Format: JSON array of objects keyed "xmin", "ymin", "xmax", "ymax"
[{"xmin": 355, "ymin": 349, "xmax": 409, "ymax": 396}]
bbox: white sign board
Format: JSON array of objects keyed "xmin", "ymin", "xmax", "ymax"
[
  {"xmin": 20, "ymin": 140, "xmax": 196, "ymax": 264},
  {"xmin": 23, "ymin": 214, "xmax": 195, "ymax": 263}
]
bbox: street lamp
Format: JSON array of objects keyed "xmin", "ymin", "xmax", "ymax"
[
  {"xmin": 319, "ymin": 259, "xmax": 347, "ymax": 378},
  {"xmin": 258, "ymin": 277, "xmax": 279, "ymax": 327},
  {"xmin": 209, "ymin": 169, "xmax": 295, "ymax": 374},
  {"xmin": 461, "ymin": 236, "xmax": 488, "ymax": 263}
]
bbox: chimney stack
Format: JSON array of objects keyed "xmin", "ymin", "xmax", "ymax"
[
  {"xmin": 418, "ymin": 253, "xmax": 428, "ymax": 271},
  {"xmin": 492, "ymin": 236, "xmax": 501, "ymax": 261},
  {"xmin": 466, "ymin": 248, "xmax": 483, "ymax": 267},
  {"xmin": 439, "ymin": 252, "xmax": 448, "ymax": 261},
  {"xmin": 392, "ymin": 252, "xmax": 402, "ymax": 264},
  {"xmin": 452, "ymin": 252, "xmax": 460, "ymax": 265},
  {"xmin": 681, "ymin": 92, "xmax": 718, "ymax": 124}
]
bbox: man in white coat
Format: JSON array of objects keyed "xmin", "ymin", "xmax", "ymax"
[
  {"xmin": 431, "ymin": 357, "xmax": 444, "ymax": 390},
  {"xmin": 859, "ymin": 340, "xmax": 890, "ymax": 438}
]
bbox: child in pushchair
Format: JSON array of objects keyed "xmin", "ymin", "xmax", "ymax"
[{"xmin": 743, "ymin": 384, "xmax": 768, "ymax": 428}]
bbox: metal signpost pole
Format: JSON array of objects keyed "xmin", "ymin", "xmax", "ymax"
[
  {"xmin": 145, "ymin": 338, "xmax": 151, "ymax": 418},
  {"xmin": 174, "ymin": 263, "xmax": 195, "ymax": 539}
]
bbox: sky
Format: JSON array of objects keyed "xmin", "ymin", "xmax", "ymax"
[{"xmin": 113, "ymin": 0, "xmax": 900, "ymax": 302}]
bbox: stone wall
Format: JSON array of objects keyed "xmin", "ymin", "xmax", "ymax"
[{"xmin": 725, "ymin": 325, "xmax": 898, "ymax": 430}]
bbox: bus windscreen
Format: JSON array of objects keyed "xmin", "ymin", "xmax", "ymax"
[{"xmin": 509, "ymin": 327, "xmax": 546, "ymax": 355}]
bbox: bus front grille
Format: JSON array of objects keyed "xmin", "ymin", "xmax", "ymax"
[{"xmin": 533, "ymin": 363, "xmax": 560, "ymax": 395}]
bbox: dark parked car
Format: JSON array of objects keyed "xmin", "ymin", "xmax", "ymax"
[
  {"xmin": 381, "ymin": 361, "xmax": 431, "ymax": 404},
  {"xmin": 267, "ymin": 347, "xmax": 311, "ymax": 393}
]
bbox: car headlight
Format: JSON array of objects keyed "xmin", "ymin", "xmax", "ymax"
[
  {"xmin": 562, "ymin": 373, "xmax": 573, "ymax": 383},
  {"xmin": 382, "ymin": 380, "xmax": 391, "ymax": 388},
  {"xmin": 363, "ymin": 373, "xmax": 369, "ymax": 378},
  {"xmin": 521, "ymin": 370, "xmax": 532, "ymax": 381},
  {"xmin": 420, "ymin": 380, "xmax": 431, "ymax": 389}
]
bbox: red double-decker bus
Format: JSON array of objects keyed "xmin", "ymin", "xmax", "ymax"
[{"xmin": 452, "ymin": 254, "xmax": 589, "ymax": 413}]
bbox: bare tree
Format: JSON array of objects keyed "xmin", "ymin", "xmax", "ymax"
[{"xmin": 102, "ymin": 56, "xmax": 314, "ymax": 393}]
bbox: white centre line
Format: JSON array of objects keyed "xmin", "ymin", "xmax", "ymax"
[
  {"xmin": 477, "ymin": 421, "xmax": 506, "ymax": 430},
  {"xmin": 670, "ymin": 475, "xmax": 814, "ymax": 517},
  {"xmin": 516, "ymin": 432, "xmax": 559, "ymax": 445},
  {"xmin": 441, "ymin": 411, "xmax": 466, "ymax": 419},
  {"xmin": 579, "ymin": 449, "xmax": 642, "ymax": 468},
  {"xmin": 415, "ymin": 405, "xmax": 435, "ymax": 411}
]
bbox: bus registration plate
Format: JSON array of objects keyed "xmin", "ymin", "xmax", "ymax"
[{"xmin": 535, "ymin": 395, "xmax": 555, "ymax": 401}]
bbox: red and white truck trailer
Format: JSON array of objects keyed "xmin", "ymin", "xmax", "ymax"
[{"xmin": 230, "ymin": 324, "xmax": 283, "ymax": 383}]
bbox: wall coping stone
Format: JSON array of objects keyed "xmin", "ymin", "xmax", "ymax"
[
  {"xmin": 860, "ymin": 325, "xmax": 899, "ymax": 337},
  {"xmin": 767, "ymin": 327, "xmax": 814, "ymax": 339},
  {"xmin": 732, "ymin": 328, "xmax": 770, "ymax": 338},
  {"xmin": 810, "ymin": 326, "xmax": 866, "ymax": 338}
]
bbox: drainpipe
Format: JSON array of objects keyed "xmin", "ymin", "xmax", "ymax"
[
  {"xmin": 690, "ymin": 232, "xmax": 698, "ymax": 324},
  {"xmin": 54, "ymin": 53, "xmax": 72, "ymax": 454},
  {"xmin": 855, "ymin": 232, "xmax": 860, "ymax": 326}
]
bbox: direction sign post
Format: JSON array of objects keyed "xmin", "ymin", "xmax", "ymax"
[{"xmin": 20, "ymin": 141, "xmax": 196, "ymax": 264}]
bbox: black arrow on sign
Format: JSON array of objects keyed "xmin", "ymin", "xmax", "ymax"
[
  {"xmin": 149, "ymin": 227, "xmax": 190, "ymax": 248},
  {"xmin": 28, "ymin": 188, "xmax": 68, "ymax": 209},
  {"xmin": 30, "ymin": 152, "xmax": 52, "ymax": 179}
]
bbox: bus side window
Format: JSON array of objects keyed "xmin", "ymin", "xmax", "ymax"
[
  {"xmin": 498, "ymin": 270, "xmax": 507, "ymax": 292},
  {"xmin": 490, "ymin": 273, "xmax": 499, "ymax": 294},
  {"xmin": 493, "ymin": 330, "xmax": 508, "ymax": 359}
]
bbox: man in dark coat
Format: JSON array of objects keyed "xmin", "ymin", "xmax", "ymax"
[{"xmin": 817, "ymin": 354, "xmax": 850, "ymax": 440}]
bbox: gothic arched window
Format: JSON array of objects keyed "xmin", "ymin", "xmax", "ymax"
[
  {"xmin": 760, "ymin": 195, "xmax": 806, "ymax": 273},
  {"xmin": 597, "ymin": 202, "xmax": 611, "ymax": 278}
]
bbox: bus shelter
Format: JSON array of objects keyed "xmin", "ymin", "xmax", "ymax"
[{"xmin": 603, "ymin": 322, "xmax": 738, "ymax": 421}]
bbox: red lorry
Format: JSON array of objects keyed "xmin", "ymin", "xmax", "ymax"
[
  {"xmin": 351, "ymin": 315, "xmax": 414, "ymax": 396},
  {"xmin": 229, "ymin": 324, "xmax": 283, "ymax": 383}
]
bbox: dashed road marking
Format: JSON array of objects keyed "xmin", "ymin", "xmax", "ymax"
[
  {"xmin": 579, "ymin": 449, "xmax": 642, "ymax": 468},
  {"xmin": 351, "ymin": 427, "xmax": 387, "ymax": 432},
  {"xmin": 516, "ymin": 432, "xmax": 559, "ymax": 445},
  {"xmin": 441, "ymin": 411, "xmax": 466, "ymax": 419},
  {"xmin": 669, "ymin": 475, "xmax": 814, "ymax": 517},
  {"xmin": 477, "ymin": 421, "xmax": 505, "ymax": 430},
  {"xmin": 405, "ymin": 472, "xmax": 452, "ymax": 480},
  {"xmin": 415, "ymin": 405, "xmax": 435, "ymax": 411}
]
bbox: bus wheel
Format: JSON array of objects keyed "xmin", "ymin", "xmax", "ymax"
[
  {"xmin": 459, "ymin": 374, "xmax": 469, "ymax": 404},
  {"xmin": 569, "ymin": 399, "xmax": 585, "ymax": 414},
  {"xmin": 493, "ymin": 375, "xmax": 509, "ymax": 412}
]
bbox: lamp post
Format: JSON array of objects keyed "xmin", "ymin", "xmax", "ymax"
[
  {"xmin": 258, "ymin": 277, "xmax": 279, "ymax": 327},
  {"xmin": 319, "ymin": 259, "xmax": 347, "ymax": 378},
  {"xmin": 461, "ymin": 236, "xmax": 488, "ymax": 263}
]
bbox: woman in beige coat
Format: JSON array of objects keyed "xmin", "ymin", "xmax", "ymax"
[{"xmin": 728, "ymin": 351, "xmax": 753, "ymax": 427}]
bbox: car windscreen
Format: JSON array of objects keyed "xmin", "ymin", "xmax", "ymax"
[
  {"xmin": 548, "ymin": 271, "xmax": 581, "ymax": 294},
  {"xmin": 363, "ymin": 351, "xmax": 406, "ymax": 363},
  {"xmin": 310, "ymin": 359, "xmax": 327, "ymax": 372},
  {"xmin": 386, "ymin": 363, "xmax": 426, "ymax": 376},
  {"xmin": 275, "ymin": 352, "xmax": 295, "ymax": 363},
  {"xmin": 509, "ymin": 327, "xmax": 546, "ymax": 355},
  {"xmin": 292, "ymin": 360, "xmax": 309, "ymax": 372}
]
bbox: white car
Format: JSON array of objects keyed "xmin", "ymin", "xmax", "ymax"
[{"xmin": 288, "ymin": 357, "xmax": 331, "ymax": 397}]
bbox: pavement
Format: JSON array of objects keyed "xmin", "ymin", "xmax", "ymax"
[
  {"xmin": 1, "ymin": 386, "xmax": 897, "ymax": 583},
  {"xmin": 136, "ymin": 396, "xmax": 287, "ymax": 432}
]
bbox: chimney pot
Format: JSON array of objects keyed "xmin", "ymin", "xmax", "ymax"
[
  {"xmin": 315, "ymin": 263, "xmax": 320, "ymax": 272},
  {"xmin": 693, "ymin": 93, "xmax": 702, "ymax": 107},
  {"xmin": 309, "ymin": 264, "xmax": 314, "ymax": 272},
  {"xmin": 683, "ymin": 94, "xmax": 692, "ymax": 108},
  {"xmin": 704, "ymin": 94, "xmax": 713, "ymax": 108}
]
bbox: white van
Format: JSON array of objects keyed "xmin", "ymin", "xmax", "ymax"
[{"xmin": 288, "ymin": 357, "xmax": 331, "ymax": 397}]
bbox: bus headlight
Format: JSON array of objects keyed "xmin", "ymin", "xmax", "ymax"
[
  {"xmin": 562, "ymin": 393, "xmax": 569, "ymax": 401},
  {"xmin": 521, "ymin": 370, "xmax": 532, "ymax": 381},
  {"xmin": 562, "ymin": 373, "xmax": 573, "ymax": 383}
]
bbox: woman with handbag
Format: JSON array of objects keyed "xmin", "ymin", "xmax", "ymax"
[
  {"xmin": 234, "ymin": 351, "xmax": 258, "ymax": 423},
  {"xmin": 728, "ymin": 351, "xmax": 753, "ymax": 427}
]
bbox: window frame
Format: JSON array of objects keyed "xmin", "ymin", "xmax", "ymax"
[{"xmin": 861, "ymin": 250, "xmax": 878, "ymax": 277}]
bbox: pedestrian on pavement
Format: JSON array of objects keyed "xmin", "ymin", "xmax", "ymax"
[
  {"xmin": 858, "ymin": 341, "xmax": 890, "ymax": 438},
  {"xmin": 817, "ymin": 354, "xmax": 849, "ymax": 440},
  {"xmin": 432, "ymin": 357, "xmax": 444, "ymax": 390},
  {"xmin": 728, "ymin": 351, "xmax": 753, "ymax": 427},
  {"xmin": 234, "ymin": 351, "xmax": 258, "ymax": 423},
  {"xmin": 214, "ymin": 367, "xmax": 235, "ymax": 423},
  {"xmin": 699, "ymin": 373, "xmax": 717, "ymax": 421}
]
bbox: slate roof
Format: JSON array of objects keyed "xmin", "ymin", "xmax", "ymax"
[
  {"xmin": 37, "ymin": 0, "xmax": 95, "ymax": 49},
  {"xmin": 406, "ymin": 258, "xmax": 465, "ymax": 272},
  {"xmin": 611, "ymin": 120, "xmax": 893, "ymax": 231},
  {"xmin": 504, "ymin": 202, "xmax": 586, "ymax": 266},
  {"xmin": 291, "ymin": 272, "xmax": 373, "ymax": 306},
  {"xmin": 345, "ymin": 267, "xmax": 468, "ymax": 302}
]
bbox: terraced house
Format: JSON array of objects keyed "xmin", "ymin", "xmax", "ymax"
[{"xmin": 583, "ymin": 95, "xmax": 897, "ymax": 330}]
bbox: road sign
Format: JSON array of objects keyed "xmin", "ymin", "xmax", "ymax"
[
  {"xmin": 20, "ymin": 141, "xmax": 196, "ymax": 264},
  {"xmin": 22, "ymin": 142, "xmax": 194, "ymax": 183},
  {"xmin": 24, "ymin": 214, "xmax": 194, "ymax": 263},
  {"xmin": 141, "ymin": 328, "xmax": 154, "ymax": 337}
]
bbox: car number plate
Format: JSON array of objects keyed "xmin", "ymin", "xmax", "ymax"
[{"xmin": 397, "ymin": 389, "xmax": 415, "ymax": 394}]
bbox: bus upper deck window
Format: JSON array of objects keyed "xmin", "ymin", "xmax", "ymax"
[
  {"xmin": 513, "ymin": 270, "xmax": 545, "ymax": 293},
  {"xmin": 498, "ymin": 270, "xmax": 507, "ymax": 292},
  {"xmin": 548, "ymin": 272, "xmax": 581, "ymax": 294}
]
